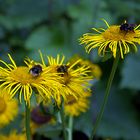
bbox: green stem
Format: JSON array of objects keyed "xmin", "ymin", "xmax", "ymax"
[
  {"xmin": 68, "ymin": 116, "xmax": 73, "ymax": 140},
  {"xmin": 25, "ymin": 104, "xmax": 31, "ymax": 140},
  {"xmin": 60, "ymin": 102, "xmax": 67, "ymax": 140},
  {"xmin": 89, "ymin": 55, "xmax": 120, "ymax": 140}
]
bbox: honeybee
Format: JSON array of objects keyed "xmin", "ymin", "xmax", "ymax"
[
  {"xmin": 29, "ymin": 65, "xmax": 42, "ymax": 77},
  {"xmin": 120, "ymin": 20, "xmax": 136, "ymax": 32}
]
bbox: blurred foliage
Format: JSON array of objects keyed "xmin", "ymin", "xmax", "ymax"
[{"xmin": 0, "ymin": 0, "xmax": 140, "ymax": 140}]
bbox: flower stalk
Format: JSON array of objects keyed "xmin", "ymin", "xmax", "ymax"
[
  {"xmin": 25, "ymin": 104, "xmax": 31, "ymax": 140},
  {"xmin": 68, "ymin": 116, "xmax": 73, "ymax": 140},
  {"xmin": 60, "ymin": 101, "xmax": 67, "ymax": 140},
  {"xmin": 89, "ymin": 54, "xmax": 120, "ymax": 140}
]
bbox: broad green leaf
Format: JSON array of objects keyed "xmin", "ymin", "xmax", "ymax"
[{"xmin": 25, "ymin": 26, "xmax": 76, "ymax": 60}]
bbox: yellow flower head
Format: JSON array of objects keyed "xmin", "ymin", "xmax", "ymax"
[
  {"xmin": 0, "ymin": 89, "xmax": 18, "ymax": 128},
  {"xmin": 47, "ymin": 55, "xmax": 92, "ymax": 106},
  {"xmin": 0, "ymin": 54, "xmax": 62, "ymax": 106},
  {"xmin": 80, "ymin": 60, "xmax": 102, "ymax": 79},
  {"xmin": 70, "ymin": 55, "xmax": 102, "ymax": 79},
  {"xmin": 64, "ymin": 91, "xmax": 91, "ymax": 116},
  {"xmin": 0, "ymin": 131, "xmax": 26, "ymax": 140},
  {"xmin": 79, "ymin": 19, "xmax": 140, "ymax": 59}
]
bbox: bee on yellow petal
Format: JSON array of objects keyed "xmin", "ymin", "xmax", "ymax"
[
  {"xmin": 0, "ymin": 54, "xmax": 63, "ymax": 107},
  {"xmin": 79, "ymin": 19, "xmax": 140, "ymax": 59},
  {"xmin": 47, "ymin": 54, "xmax": 93, "ymax": 106}
]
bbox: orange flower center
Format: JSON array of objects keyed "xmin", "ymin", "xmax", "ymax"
[
  {"xmin": 10, "ymin": 67, "xmax": 42, "ymax": 84},
  {"xmin": 102, "ymin": 25, "xmax": 136, "ymax": 41}
]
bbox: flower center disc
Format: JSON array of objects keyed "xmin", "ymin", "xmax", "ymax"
[
  {"xmin": 10, "ymin": 67, "xmax": 40, "ymax": 84},
  {"xmin": 0, "ymin": 97, "xmax": 6, "ymax": 114},
  {"xmin": 102, "ymin": 25, "xmax": 135, "ymax": 41}
]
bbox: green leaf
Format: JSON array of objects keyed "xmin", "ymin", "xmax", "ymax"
[
  {"xmin": 25, "ymin": 26, "xmax": 52, "ymax": 50},
  {"xmin": 25, "ymin": 26, "xmax": 75, "ymax": 60},
  {"xmin": 0, "ymin": 0, "xmax": 50, "ymax": 29}
]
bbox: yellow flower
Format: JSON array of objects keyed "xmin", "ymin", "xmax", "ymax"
[
  {"xmin": 80, "ymin": 60, "xmax": 102, "ymax": 79},
  {"xmin": 0, "ymin": 54, "xmax": 62, "ymax": 106},
  {"xmin": 79, "ymin": 19, "xmax": 140, "ymax": 59},
  {"xmin": 47, "ymin": 55, "xmax": 92, "ymax": 106},
  {"xmin": 0, "ymin": 90, "xmax": 18, "ymax": 128},
  {"xmin": 64, "ymin": 91, "xmax": 91, "ymax": 116},
  {"xmin": 70, "ymin": 55, "xmax": 102, "ymax": 79},
  {"xmin": 0, "ymin": 131, "xmax": 26, "ymax": 140}
]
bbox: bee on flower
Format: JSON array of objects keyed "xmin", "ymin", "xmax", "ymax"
[
  {"xmin": 0, "ymin": 54, "xmax": 63, "ymax": 107},
  {"xmin": 79, "ymin": 19, "xmax": 140, "ymax": 59},
  {"xmin": 46, "ymin": 54, "xmax": 93, "ymax": 106}
]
